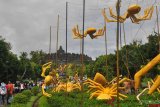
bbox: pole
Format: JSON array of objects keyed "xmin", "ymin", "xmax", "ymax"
[
  {"xmin": 104, "ymin": 8, "xmax": 108, "ymax": 79},
  {"xmin": 122, "ymin": 23, "xmax": 130, "ymax": 78},
  {"xmin": 116, "ymin": 0, "xmax": 121, "ymax": 107},
  {"xmin": 66, "ymin": 2, "xmax": 68, "ymax": 64},
  {"xmin": 56, "ymin": 15, "xmax": 59, "ymax": 67},
  {"xmin": 80, "ymin": 0, "xmax": 85, "ymax": 106},
  {"xmin": 156, "ymin": 6, "xmax": 160, "ymax": 53},
  {"xmin": 65, "ymin": 2, "xmax": 68, "ymax": 98},
  {"xmin": 49, "ymin": 26, "xmax": 51, "ymax": 55}
]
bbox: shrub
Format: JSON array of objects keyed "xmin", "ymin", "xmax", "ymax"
[
  {"xmin": 47, "ymin": 92, "xmax": 107, "ymax": 107},
  {"xmin": 10, "ymin": 103, "xmax": 26, "ymax": 107},
  {"xmin": 31, "ymin": 86, "xmax": 39, "ymax": 96},
  {"xmin": 22, "ymin": 90, "xmax": 33, "ymax": 100},
  {"xmin": 12, "ymin": 93, "xmax": 28, "ymax": 104}
]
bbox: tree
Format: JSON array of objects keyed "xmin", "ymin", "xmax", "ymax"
[
  {"xmin": 18, "ymin": 52, "xmax": 33, "ymax": 80},
  {"xmin": 30, "ymin": 50, "xmax": 46, "ymax": 64},
  {"xmin": 0, "ymin": 36, "xmax": 20, "ymax": 82}
]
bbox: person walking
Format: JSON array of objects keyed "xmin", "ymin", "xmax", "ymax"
[
  {"xmin": 0, "ymin": 82, "xmax": 7, "ymax": 105},
  {"xmin": 6, "ymin": 81, "xmax": 14, "ymax": 104}
]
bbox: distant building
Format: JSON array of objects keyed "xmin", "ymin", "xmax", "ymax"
[{"xmin": 49, "ymin": 46, "xmax": 92, "ymax": 64}]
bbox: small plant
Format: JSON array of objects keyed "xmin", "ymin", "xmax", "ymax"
[
  {"xmin": 31, "ymin": 86, "xmax": 39, "ymax": 96},
  {"xmin": 47, "ymin": 92, "xmax": 107, "ymax": 107},
  {"xmin": 12, "ymin": 93, "xmax": 28, "ymax": 104},
  {"xmin": 22, "ymin": 90, "xmax": 33, "ymax": 100}
]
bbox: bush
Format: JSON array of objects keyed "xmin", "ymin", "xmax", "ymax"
[
  {"xmin": 31, "ymin": 86, "xmax": 39, "ymax": 96},
  {"xmin": 22, "ymin": 90, "xmax": 33, "ymax": 100},
  {"xmin": 10, "ymin": 103, "xmax": 26, "ymax": 107},
  {"xmin": 47, "ymin": 92, "xmax": 107, "ymax": 107},
  {"xmin": 12, "ymin": 93, "xmax": 28, "ymax": 104}
]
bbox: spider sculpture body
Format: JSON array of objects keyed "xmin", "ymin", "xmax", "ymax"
[
  {"xmin": 84, "ymin": 72, "xmax": 130, "ymax": 100},
  {"xmin": 41, "ymin": 63, "xmax": 69, "ymax": 97},
  {"xmin": 54, "ymin": 82, "xmax": 81, "ymax": 92},
  {"xmin": 102, "ymin": 4, "xmax": 154, "ymax": 24},
  {"xmin": 41, "ymin": 62, "xmax": 58, "ymax": 97},
  {"xmin": 72, "ymin": 25, "xmax": 105, "ymax": 39}
]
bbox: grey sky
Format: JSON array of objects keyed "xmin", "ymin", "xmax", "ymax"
[{"xmin": 0, "ymin": 0, "xmax": 159, "ymax": 60}]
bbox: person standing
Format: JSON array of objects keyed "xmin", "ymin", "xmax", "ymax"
[
  {"xmin": 0, "ymin": 82, "xmax": 7, "ymax": 105},
  {"xmin": 20, "ymin": 82, "xmax": 24, "ymax": 92},
  {"xmin": 6, "ymin": 81, "xmax": 13, "ymax": 104}
]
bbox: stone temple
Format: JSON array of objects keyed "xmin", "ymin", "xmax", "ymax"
[{"xmin": 49, "ymin": 46, "xmax": 92, "ymax": 64}]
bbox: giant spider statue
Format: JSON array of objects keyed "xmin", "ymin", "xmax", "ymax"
[
  {"xmin": 102, "ymin": 4, "xmax": 154, "ymax": 24},
  {"xmin": 72, "ymin": 25, "xmax": 105, "ymax": 39}
]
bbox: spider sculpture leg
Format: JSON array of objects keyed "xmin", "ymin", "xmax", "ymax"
[
  {"xmin": 41, "ymin": 62, "xmax": 52, "ymax": 77},
  {"xmin": 102, "ymin": 9, "xmax": 118, "ymax": 22},
  {"xmin": 91, "ymin": 28, "xmax": 105, "ymax": 39},
  {"xmin": 136, "ymin": 88, "xmax": 149, "ymax": 105},
  {"xmin": 148, "ymin": 76, "xmax": 160, "ymax": 94},
  {"xmin": 72, "ymin": 27, "xmax": 83, "ymax": 39},
  {"xmin": 42, "ymin": 84, "xmax": 52, "ymax": 97},
  {"xmin": 109, "ymin": 7, "xmax": 128, "ymax": 23},
  {"xmin": 138, "ymin": 6, "xmax": 154, "ymax": 19}
]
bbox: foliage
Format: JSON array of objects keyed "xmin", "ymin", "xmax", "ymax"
[
  {"xmin": 45, "ymin": 91, "xmax": 160, "ymax": 107},
  {"xmin": 113, "ymin": 92, "xmax": 160, "ymax": 107},
  {"xmin": 12, "ymin": 93, "xmax": 28, "ymax": 104},
  {"xmin": 9, "ymin": 103, "xmax": 26, "ymax": 107},
  {"xmin": 85, "ymin": 54, "xmax": 115, "ymax": 80},
  {"xmin": 31, "ymin": 86, "xmax": 39, "ymax": 96},
  {"xmin": 85, "ymin": 32, "xmax": 160, "ymax": 79},
  {"xmin": 22, "ymin": 90, "xmax": 33, "ymax": 100},
  {"xmin": 0, "ymin": 36, "xmax": 20, "ymax": 82},
  {"xmin": 18, "ymin": 52, "xmax": 33, "ymax": 80},
  {"xmin": 39, "ymin": 96, "xmax": 51, "ymax": 107},
  {"xmin": 47, "ymin": 92, "xmax": 108, "ymax": 107},
  {"xmin": 30, "ymin": 50, "xmax": 46, "ymax": 64}
]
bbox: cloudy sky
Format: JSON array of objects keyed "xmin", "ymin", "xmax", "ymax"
[{"xmin": 0, "ymin": 0, "xmax": 159, "ymax": 60}]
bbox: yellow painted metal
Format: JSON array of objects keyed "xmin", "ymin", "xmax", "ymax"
[
  {"xmin": 41, "ymin": 62, "xmax": 52, "ymax": 77},
  {"xmin": 148, "ymin": 75, "xmax": 160, "ymax": 94},
  {"xmin": 93, "ymin": 72, "xmax": 107, "ymax": 86},
  {"xmin": 134, "ymin": 54, "xmax": 160, "ymax": 90}
]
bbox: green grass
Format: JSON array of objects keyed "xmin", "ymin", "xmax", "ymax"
[
  {"xmin": 39, "ymin": 96, "xmax": 51, "ymax": 107},
  {"xmin": 26, "ymin": 96, "xmax": 37, "ymax": 107}
]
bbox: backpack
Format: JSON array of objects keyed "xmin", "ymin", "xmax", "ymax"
[{"xmin": 0, "ymin": 86, "xmax": 7, "ymax": 95}]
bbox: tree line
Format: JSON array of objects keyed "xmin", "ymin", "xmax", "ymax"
[
  {"xmin": 0, "ymin": 32, "xmax": 160, "ymax": 82},
  {"xmin": 85, "ymin": 32, "xmax": 160, "ymax": 80}
]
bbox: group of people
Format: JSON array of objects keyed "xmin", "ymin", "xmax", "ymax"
[
  {"xmin": 0, "ymin": 81, "xmax": 14, "ymax": 105},
  {"xmin": 0, "ymin": 80, "xmax": 39, "ymax": 105}
]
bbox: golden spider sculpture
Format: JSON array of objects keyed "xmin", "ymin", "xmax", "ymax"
[
  {"xmin": 102, "ymin": 4, "xmax": 154, "ymax": 24},
  {"xmin": 53, "ymin": 82, "xmax": 81, "ymax": 92},
  {"xmin": 134, "ymin": 54, "xmax": 160, "ymax": 103},
  {"xmin": 72, "ymin": 25, "xmax": 106, "ymax": 39},
  {"xmin": 84, "ymin": 72, "xmax": 130, "ymax": 100},
  {"xmin": 136, "ymin": 76, "xmax": 160, "ymax": 104},
  {"xmin": 41, "ymin": 62, "xmax": 59, "ymax": 97}
]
